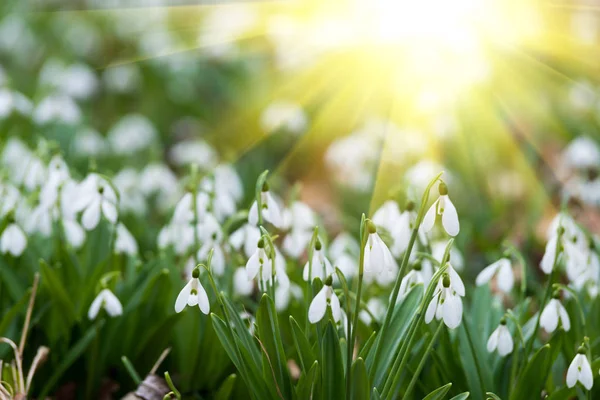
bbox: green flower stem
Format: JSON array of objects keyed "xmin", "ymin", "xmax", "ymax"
[
  {"xmin": 370, "ymin": 172, "xmax": 442, "ymax": 380},
  {"xmin": 402, "ymin": 322, "xmax": 444, "ymax": 400},
  {"xmin": 305, "ymin": 227, "xmax": 319, "ymax": 332},
  {"xmin": 164, "ymin": 371, "xmax": 181, "ymax": 399},
  {"xmin": 508, "ymin": 245, "xmax": 528, "ymax": 305},
  {"xmin": 463, "ymin": 321, "xmax": 486, "ymax": 398}
]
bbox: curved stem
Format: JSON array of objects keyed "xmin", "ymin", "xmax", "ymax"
[{"xmin": 403, "ymin": 323, "xmax": 444, "ymax": 399}]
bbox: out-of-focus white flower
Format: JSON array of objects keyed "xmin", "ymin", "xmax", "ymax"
[
  {"xmin": 72, "ymin": 128, "xmax": 107, "ymax": 157},
  {"xmin": 0, "ymin": 183, "xmax": 21, "ymax": 217},
  {"xmin": 22, "ymin": 155, "xmax": 46, "ymax": 191},
  {"xmin": 196, "ymin": 215, "xmax": 226, "ymax": 275},
  {"xmin": 359, "ymin": 298, "xmax": 386, "ymax": 325},
  {"xmin": 52, "ymin": 63, "xmax": 98, "ymax": 100},
  {"xmin": 169, "ymin": 139, "xmax": 218, "ymax": 168},
  {"xmin": 282, "ymin": 201, "xmax": 317, "ymax": 258},
  {"xmin": 425, "ymin": 264, "xmax": 465, "ymax": 329},
  {"xmin": 364, "ymin": 222, "xmax": 396, "ymax": 277},
  {"xmin": 260, "ymin": 101, "xmax": 308, "ymax": 135},
  {"xmin": 303, "ymin": 239, "xmax": 334, "ymax": 281},
  {"xmin": 566, "ymin": 351, "xmax": 594, "ymax": 390},
  {"xmin": 487, "ymin": 321, "xmax": 513, "ymax": 356},
  {"xmin": 88, "ymin": 288, "xmax": 123, "ymax": 320},
  {"xmin": 175, "ymin": 269, "xmax": 210, "ymax": 314},
  {"xmin": 563, "ymin": 136, "xmax": 600, "ymax": 171},
  {"xmin": 230, "ymin": 223, "xmax": 261, "ymax": 258},
  {"xmin": 274, "ymin": 282, "xmax": 303, "ymax": 312},
  {"xmin": 115, "ymin": 223, "xmax": 138, "ymax": 255},
  {"xmin": 33, "ymin": 94, "xmax": 81, "ymax": 125},
  {"xmin": 139, "ymin": 163, "xmax": 180, "ymax": 208},
  {"xmin": 103, "ymin": 64, "xmax": 141, "ymax": 94},
  {"xmin": 200, "ymin": 166, "xmax": 241, "ymax": 222},
  {"xmin": 568, "ymin": 81, "xmax": 596, "ymax": 111},
  {"xmin": 541, "ymin": 217, "xmax": 587, "ymax": 276},
  {"xmin": 108, "ymin": 114, "xmax": 157, "ymax": 154},
  {"xmin": 1, "ymin": 138, "xmax": 31, "ymax": 172},
  {"xmin": 248, "ymin": 187, "xmax": 283, "ymax": 228},
  {"xmin": 233, "ymin": 267, "xmax": 254, "ymax": 296},
  {"xmin": 540, "ymin": 297, "xmax": 570, "ymax": 333},
  {"xmin": 0, "ymin": 88, "xmax": 32, "ymax": 119},
  {"xmin": 325, "ymin": 129, "xmax": 379, "ymax": 190},
  {"xmin": 372, "ymin": 200, "xmax": 401, "ymax": 235},
  {"xmin": 431, "ymin": 240, "xmax": 463, "ymax": 270},
  {"xmin": 246, "ymin": 238, "xmax": 273, "ymax": 282},
  {"xmin": 72, "ymin": 174, "xmax": 118, "ymax": 230},
  {"xmin": 422, "ymin": 182, "xmax": 459, "ymax": 236},
  {"xmin": 476, "ymin": 258, "xmax": 514, "ymax": 293},
  {"xmin": 113, "ymin": 169, "xmax": 147, "ymax": 216},
  {"xmin": 308, "ymin": 280, "xmax": 341, "ymax": 324},
  {"xmin": 404, "ymin": 161, "xmax": 450, "ymax": 194},
  {"xmin": 0, "ymin": 222, "xmax": 27, "ymax": 256},
  {"xmin": 398, "ymin": 266, "xmax": 425, "ymax": 299},
  {"xmin": 197, "ymin": 4, "xmax": 257, "ymax": 59}
]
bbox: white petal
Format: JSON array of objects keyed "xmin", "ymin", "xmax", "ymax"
[
  {"xmin": 422, "ymin": 200, "xmax": 438, "ymax": 233},
  {"xmin": 441, "ymin": 196, "xmax": 459, "ymax": 236},
  {"xmin": 566, "ymin": 354, "xmax": 581, "ymax": 388},
  {"xmin": 63, "ymin": 220, "xmax": 85, "ymax": 248},
  {"xmin": 88, "ymin": 291, "xmax": 105, "ymax": 320},
  {"xmin": 425, "ymin": 293, "xmax": 439, "ymax": 324},
  {"xmin": 2, "ymin": 224, "xmax": 26, "ymax": 256},
  {"xmin": 265, "ymin": 193, "xmax": 283, "ymax": 228},
  {"xmin": 557, "ymin": 302, "xmax": 571, "ymax": 331},
  {"xmin": 101, "ymin": 289, "xmax": 123, "ymax": 317},
  {"xmin": 308, "ymin": 287, "xmax": 328, "ymax": 324},
  {"xmin": 540, "ymin": 300, "xmax": 559, "ymax": 333},
  {"xmin": 233, "ymin": 267, "xmax": 254, "ymax": 296},
  {"xmin": 248, "ymin": 201, "xmax": 259, "ymax": 226},
  {"xmin": 475, "ymin": 261, "xmax": 502, "ymax": 287},
  {"xmin": 82, "ymin": 199, "xmax": 101, "ymax": 230},
  {"xmin": 497, "ymin": 327, "xmax": 514, "ymax": 356},
  {"xmin": 196, "ymin": 280, "xmax": 210, "ymax": 315},
  {"xmin": 579, "ymin": 355, "xmax": 594, "ymax": 390},
  {"xmin": 442, "ymin": 292, "xmax": 463, "ymax": 329},
  {"xmin": 246, "ymin": 251, "xmax": 261, "ymax": 280},
  {"xmin": 174, "ymin": 280, "xmax": 192, "ymax": 313},
  {"xmin": 496, "ymin": 260, "xmax": 515, "ymax": 293},
  {"xmin": 330, "ymin": 292, "xmax": 342, "ymax": 323},
  {"xmin": 486, "ymin": 328, "xmax": 499, "ymax": 352},
  {"xmin": 540, "ymin": 236, "xmax": 558, "ymax": 274},
  {"xmin": 102, "ymin": 200, "xmax": 118, "ymax": 224},
  {"xmin": 448, "ymin": 265, "xmax": 465, "ymax": 296}
]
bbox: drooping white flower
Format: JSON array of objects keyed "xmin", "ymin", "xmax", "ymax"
[
  {"xmin": 168, "ymin": 139, "xmax": 218, "ymax": 168},
  {"xmin": 72, "ymin": 174, "xmax": 118, "ymax": 230},
  {"xmin": 328, "ymin": 232, "xmax": 359, "ymax": 279},
  {"xmin": 425, "ymin": 265, "xmax": 465, "ymax": 329},
  {"xmin": 233, "ymin": 267, "xmax": 254, "ymax": 296},
  {"xmin": 245, "ymin": 238, "xmax": 273, "ymax": 282},
  {"xmin": 475, "ymin": 258, "xmax": 514, "ymax": 293},
  {"xmin": 0, "ymin": 222, "xmax": 27, "ymax": 256},
  {"xmin": 174, "ymin": 269, "xmax": 210, "ymax": 314},
  {"xmin": 229, "ymin": 223, "xmax": 261, "ymax": 258},
  {"xmin": 274, "ymin": 282, "xmax": 303, "ymax": 312},
  {"xmin": 372, "ymin": 200, "xmax": 402, "ymax": 235},
  {"xmin": 33, "ymin": 94, "xmax": 81, "ymax": 125},
  {"xmin": 566, "ymin": 351, "xmax": 593, "ymax": 390},
  {"xmin": 113, "ymin": 168, "xmax": 147, "ymax": 216},
  {"xmin": 398, "ymin": 266, "xmax": 425, "ymax": 299},
  {"xmin": 431, "ymin": 240, "xmax": 464, "ymax": 270},
  {"xmin": 308, "ymin": 280, "xmax": 341, "ymax": 324},
  {"xmin": 115, "ymin": 223, "xmax": 138, "ymax": 255},
  {"xmin": 541, "ymin": 219, "xmax": 587, "ymax": 275},
  {"xmin": 88, "ymin": 289, "xmax": 123, "ymax": 320},
  {"xmin": 281, "ymin": 201, "xmax": 316, "ymax": 232},
  {"xmin": 487, "ymin": 321, "xmax": 514, "ymax": 356},
  {"xmin": 540, "ymin": 297, "xmax": 571, "ymax": 333},
  {"xmin": 282, "ymin": 229, "xmax": 313, "ymax": 259},
  {"xmin": 107, "ymin": 114, "xmax": 157, "ymax": 155},
  {"xmin": 303, "ymin": 239, "xmax": 334, "ymax": 281},
  {"xmin": 260, "ymin": 101, "xmax": 307, "ymax": 135},
  {"xmin": 359, "ymin": 298, "xmax": 386, "ymax": 325},
  {"xmin": 422, "ymin": 182, "xmax": 459, "ymax": 236},
  {"xmin": 172, "ymin": 191, "xmax": 210, "ymax": 225},
  {"xmin": 563, "ymin": 136, "xmax": 600, "ymax": 171},
  {"xmin": 248, "ymin": 185, "xmax": 283, "ymax": 228},
  {"xmin": 364, "ymin": 222, "xmax": 396, "ymax": 276}
]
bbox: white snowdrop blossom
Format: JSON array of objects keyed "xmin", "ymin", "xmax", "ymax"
[
  {"xmin": 329, "ymin": 232, "xmax": 359, "ymax": 279},
  {"xmin": 248, "ymin": 185, "xmax": 283, "ymax": 228},
  {"xmin": 398, "ymin": 266, "xmax": 425, "ymax": 299},
  {"xmin": 475, "ymin": 258, "xmax": 514, "ymax": 293},
  {"xmin": 33, "ymin": 94, "xmax": 81, "ymax": 125},
  {"xmin": 372, "ymin": 200, "xmax": 401, "ymax": 235},
  {"xmin": 169, "ymin": 139, "xmax": 218, "ymax": 168},
  {"xmin": 233, "ymin": 267, "xmax": 254, "ymax": 296},
  {"xmin": 88, "ymin": 289, "xmax": 123, "ymax": 320},
  {"xmin": 260, "ymin": 100, "xmax": 308, "ymax": 135},
  {"xmin": 363, "ymin": 222, "xmax": 396, "ymax": 277},
  {"xmin": 115, "ymin": 223, "xmax": 138, "ymax": 255},
  {"xmin": 563, "ymin": 136, "xmax": 600, "ymax": 171},
  {"xmin": 108, "ymin": 114, "xmax": 157, "ymax": 155},
  {"xmin": 540, "ymin": 297, "xmax": 571, "ymax": 333},
  {"xmin": 308, "ymin": 279, "xmax": 341, "ymax": 324},
  {"xmin": 359, "ymin": 298, "xmax": 386, "ymax": 325},
  {"xmin": 174, "ymin": 269, "xmax": 210, "ymax": 314},
  {"xmin": 487, "ymin": 321, "xmax": 514, "ymax": 356},
  {"xmin": 431, "ymin": 240, "xmax": 464, "ymax": 270},
  {"xmin": 282, "ymin": 201, "xmax": 317, "ymax": 258},
  {"xmin": 425, "ymin": 264, "xmax": 465, "ymax": 329},
  {"xmin": 72, "ymin": 174, "xmax": 118, "ymax": 230},
  {"xmin": 245, "ymin": 239, "xmax": 273, "ymax": 282},
  {"xmin": 303, "ymin": 240, "xmax": 334, "ymax": 281},
  {"xmin": 0, "ymin": 222, "xmax": 27, "ymax": 256},
  {"xmin": 113, "ymin": 169, "xmax": 147, "ymax": 216},
  {"xmin": 230, "ymin": 223, "xmax": 261, "ymax": 258},
  {"xmin": 422, "ymin": 182, "xmax": 459, "ymax": 236},
  {"xmin": 566, "ymin": 351, "xmax": 594, "ymax": 390}
]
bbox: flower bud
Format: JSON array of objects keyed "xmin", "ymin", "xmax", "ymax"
[
  {"xmin": 413, "ymin": 263, "xmax": 422, "ymax": 271},
  {"xmin": 192, "ymin": 267, "xmax": 200, "ymax": 278},
  {"xmin": 442, "ymin": 273, "xmax": 451, "ymax": 288},
  {"xmin": 577, "ymin": 346, "xmax": 586, "ymax": 355},
  {"xmin": 366, "ymin": 220, "xmax": 377, "ymax": 234},
  {"xmin": 325, "ymin": 275, "xmax": 333, "ymax": 286},
  {"xmin": 438, "ymin": 182, "xmax": 448, "ymax": 196},
  {"xmin": 257, "ymin": 238, "xmax": 265, "ymax": 249},
  {"xmin": 262, "ymin": 181, "xmax": 269, "ymax": 192},
  {"xmin": 552, "ymin": 290, "xmax": 561, "ymax": 299},
  {"xmin": 315, "ymin": 239, "xmax": 322, "ymax": 251},
  {"xmin": 500, "ymin": 317, "xmax": 507, "ymax": 325},
  {"xmin": 405, "ymin": 200, "xmax": 415, "ymax": 211}
]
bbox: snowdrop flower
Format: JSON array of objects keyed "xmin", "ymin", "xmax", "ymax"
[
  {"xmin": 72, "ymin": 174, "xmax": 118, "ymax": 230},
  {"xmin": 260, "ymin": 100, "xmax": 308, "ymax": 135},
  {"xmin": 115, "ymin": 223, "xmax": 138, "ymax": 255},
  {"xmin": 197, "ymin": 235, "xmax": 226, "ymax": 276},
  {"xmin": 174, "ymin": 268, "xmax": 210, "ymax": 314},
  {"xmin": 0, "ymin": 220, "xmax": 27, "ymax": 256},
  {"xmin": 540, "ymin": 223, "xmax": 586, "ymax": 275},
  {"xmin": 248, "ymin": 182, "xmax": 283, "ymax": 228},
  {"xmin": 282, "ymin": 201, "xmax": 317, "ymax": 258},
  {"xmin": 364, "ymin": 221, "xmax": 396, "ymax": 277},
  {"xmin": 103, "ymin": 64, "xmax": 141, "ymax": 94},
  {"xmin": 303, "ymin": 238, "xmax": 334, "ymax": 281},
  {"xmin": 422, "ymin": 182, "xmax": 459, "ymax": 236},
  {"xmin": 113, "ymin": 169, "xmax": 147, "ymax": 216},
  {"xmin": 138, "ymin": 163, "xmax": 180, "ymax": 210},
  {"xmin": 476, "ymin": 257, "xmax": 514, "ymax": 293},
  {"xmin": 329, "ymin": 232, "xmax": 359, "ymax": 279},
  {"xmin": 233, "ymin": 267, "xmax": 254, "ymax": 296},
  {"xmin": 283, "ymin": 229, "xmax": 313, "ymax": 259},
  {"xmin": 372, "ymin": 200, "xmax": 401, "ymax": 235},
  {"xmin": 566, "ymin": 347, "xmax": 593, "ymax": 390},
  {"xmin": 72, "ymin": 128, "xmax": 107, "ymax": 157},
  {"xmin": 23, "ymin": 155, "xmax": 46, "ymax": 191},
  {"xmin": 431, "ymin": 240, "xmax": 464, "ymax": 270},
  {"xmin": 425, "ymin": 265, "xmax": 465, "ymax": 329},
  {"xmin": 487, "ymin": 319, "xmax": 514, "ymax": 356},
  {"xmin": 58, "ymin": 63, "xmax": 98, "ymax": 100},
  {"xmin": 88, "ymin": 288, "xmax": 123, "ymax": 320},
  {"xmin": 172, "ymin": 191, "xmax": 210, "ymax": 225},
  {"xmin": 308, "ymin": 276, "xmax": 341, "ymax": 324},
  {"xmin": 540, "ymin": 294, "xmax": 570, "ymax": 333},
  {"xmin": 359, "ymin": 298, "xmax": 386, "ymax": 325},
  {"xmin": 33, "ymin": 94, "xmax": 81, "ymax": 125},
  {"xmin": 390, "ymin": 202, "xmax": 417, "ymax": 256},
  {"xmin": 563, "ymin": 136, "xmax": 600, "ymax": 171},
  {"xmin": 0, "ymin": 88, "xmax": 32, "ymax": 118},
  {"xmin": 108, "ymin": 114, "xmax": 157, "ymax": 155},
  {"xmin": 274, "ymin": 283, "xmax": 303, "ymax": 312},
  {"xmin": 246, "ymin": 238, "xmax": 273, "ymax": 282},
  {"xmin": 169, "ymin": 139, "xmax": 218, "ymax": 168},
  {"xmin": 398, "ymin": 265, "xmax": 425, "ymax": 299},
  {"xmin": 230, "ymin": 223, "xmax": 261, "ymax": 258}
]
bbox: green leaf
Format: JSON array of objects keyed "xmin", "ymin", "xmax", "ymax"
[
  {"xmin": 486, "ymin": 392, "xmax": 502, "ymax": 400},
  {"xmin": 0, "ymin": 261, "xmax": 25, "ymax": 302},
  {"xmin": 449, "ymin": 392, "xmax": 470, "ymax": 400},
  {"xmin": 290, "ymin": 316, "xmax": 316, "ymax": 373},
  {"xmin": 296, "ymin": 361, "xmax": 319, "ymax": 400},
  {"xmin": 215, "ymin": 374, "xmax": 237, "ymax": 400},
  {"xmin": 321, "ymin": 322, "xmax": 346, "ymax": 400},
  {"xmin": 38, "ymin": 319, "xmax": 105, "ymax": 398},
  {"xmin": 510, "ymin": 344, "xmax": 551, "ymax": 400},
  {"xmin": 0, "ymin": 287, "xmax": 31, "ymax": 335},
  {"xmin": 422, "ymin": 382, "xmax": 452, "ymax": 400},
  {"xmin": 256, "ymin": 294, "xmax": 293, "ymax": 399},
  {"xmin": 350, "ymin": 358, "xmax": 369, "ymax": 400}
]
